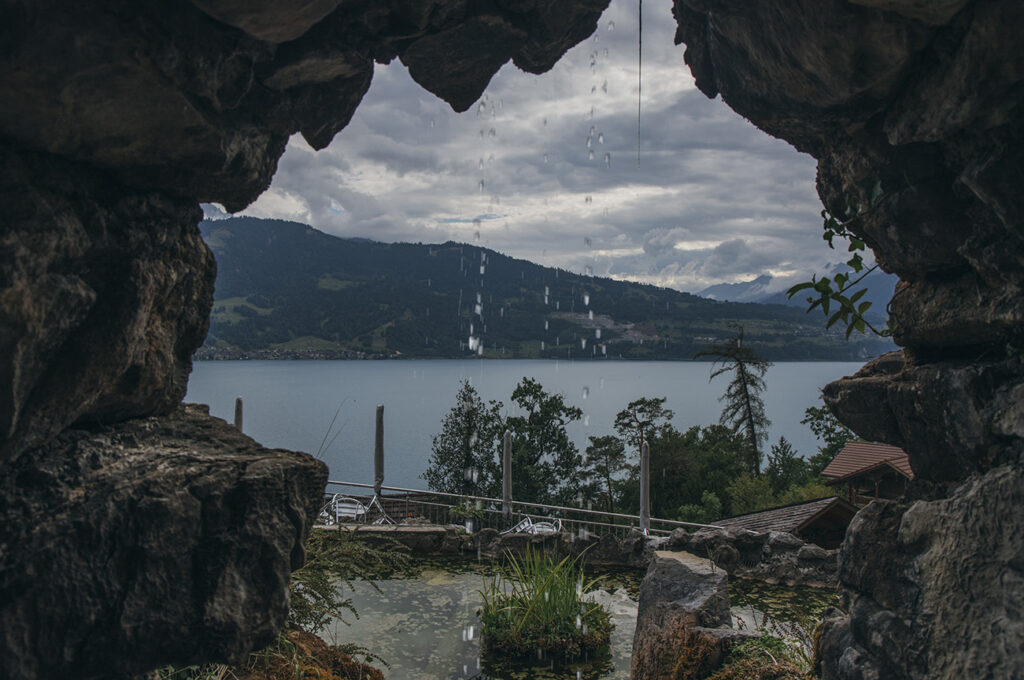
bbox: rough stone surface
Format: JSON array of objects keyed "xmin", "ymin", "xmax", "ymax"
[
  {"xmin": 0, "ymin": 146, "xmax": 215, "ymax": 464},
  {"xmin": 674, "ymin": 2, "xmax": 1024, "ymax": 677},
  {"xmin": 665, "ymin": 526, "xmax": 838, "ymax": 588},
  {"xmin": 0, "ymin": 404, "xmax": 328, "ymax": 680},
  {"xmin": 0, "ymin": 3, "xmax": 608, "ymax": 676},
  {"xmin": 0, "ymin": 0, "xmax": 608, "ymax": 211},
  {"xmin": 817, "ymin": 460, "xmax": 1024, "ymax": 680},
  {"xmin": 630, "ymin": 551, "xmax": 733, "ymax": 680}
]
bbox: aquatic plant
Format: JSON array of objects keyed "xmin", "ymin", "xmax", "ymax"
[{"xmin": 478, "ymin": 547, "xmax": 612, "ymax": 661}]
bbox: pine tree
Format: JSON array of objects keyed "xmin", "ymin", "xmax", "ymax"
[
  {"xmin": 697, "ymin": 325, "xmax": 772, "ymax": 475},
  {"xmin": 422, "ymin": 381, "xmax": 504, "ymax": 497}
]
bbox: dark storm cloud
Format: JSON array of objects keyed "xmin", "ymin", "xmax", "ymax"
[{"xmin": 236, "ymin": 0, "xmax": 844, "ymax": 292}]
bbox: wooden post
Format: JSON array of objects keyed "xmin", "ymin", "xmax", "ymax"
[
  {"xmin": 639, "ymin": 440, "xmax": 650, "ymax": 534},
  {"xmin": 374, "ymin": 405, "xmax": 384, "ymax": 498},
  {"xmin": 502, "ymin": 430, "xmax": 512, "ymax": 518},
  {"xmin": 233, "ymin": 396, "xmax": 243, "ymax": 432}
]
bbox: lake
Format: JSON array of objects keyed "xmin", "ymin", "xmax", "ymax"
[{"xmin": 185, "ymin": 359, "xmax": 862, "ymax": 491}]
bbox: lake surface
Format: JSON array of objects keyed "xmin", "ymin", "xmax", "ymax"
[{"xmin": 185, "ymin": 359, "xmax": 863, "ymax": 490}]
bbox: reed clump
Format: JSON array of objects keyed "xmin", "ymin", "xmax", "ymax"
[{"xmin": 478, "ymin": 547, "xmax": 612, "ymax": 661}]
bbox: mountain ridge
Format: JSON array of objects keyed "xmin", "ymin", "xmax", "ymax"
[{"xmin": 198, "ymin": 217, "xmax": 896, "ymax": 361}]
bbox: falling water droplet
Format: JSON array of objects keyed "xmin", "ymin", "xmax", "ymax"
[
  {"xmin": 581, "ymin": 338, "xmax": 587, "ymax": 350},
  {"xmin": 556, "ymin": 301, "xmax": 560, "ymax": 310},
  {"xmin": 429, "ymin": 118, "xmax": 436, "ymax": 128},
  {"xmin": 598, "ymin": 133, "xmax": 604, "ymax": 144},
  {"xmin": 478, "ymin": 157, "xmax": 484, "ymax": 170},
  {"xmin": 480, "ymin": 265, "xmax": 485, "ymax": 275},
  {"xmin": 583, "ymin": 293, "xmax": 590, "ymax": 305},
  {"xmin": 602, "ymin": 344, "xmax": 607, "ymax": 356},
  {"xmin": 582, "ymin": 386, "xmax": 589, "ymax": 399},
  {"xmin": 544, "ymin": 286, "xmax": 550, "ymax": 295},
  {"xmin": 588, "ymin": 309, "xmax": 594, "ymax": 320},
  {"xmin": 602, "ymin": 80, "xmax": 608, "ymax": 94},
  {"xmin": 595, "ymin": 328, "xmax": 602, "ymax": 339},
  {"xmin": 584, "ymin": 414, "xmax": 590, "ymax": 426},
  {"xmin": 603, "ymin": 47, "xmax": 609, "ymax": 58},
  {"xmin": 607, "ymin": 20, "xmax": 615, "ymax": 30},
  {"xmin": 478, "ymin": 179, "xmax": 485, "ymax": 192},
  {"xmin": 588, "ymin": 149, "xmax": 595, "ymax": 161},
  {"xmin": 604, "ymin": 152, "xmax": 612, "ymax": 168},
  {"xmin": 540, "ymin": 340, "xmax": 545, "ymax": 351},
  {"xmin": 585, "ymin": 265, "xmax": 594, "ymax": 275},
  {"xmin": 543, "ymin": 153, "xmax": 549, "ymax": 163},
  {"xmin": 590, "ymin": 84, "xmax": 597, "ymax": 94},
  {"xmin": 544, "ymin": 295, "xmax": 549, "ymax": 305},
  {"xmin": 488, "ymin": 127, "xmax": 496, "ymax": 137},
  {"xmin": 584, "ymin": 195, "xmax": 593, "ymax": 204},
  {"xmin": 544, "ymin": 320, "xmax": 549, "ymax": 330},
  {"xmin": 584, "ymin": 237, "xmax": 592, "ymax": 248}
]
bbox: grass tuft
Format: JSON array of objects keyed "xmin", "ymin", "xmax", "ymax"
[{"xmin": 478, "ymin": 547, "xmax": 613, "ymax": 661}]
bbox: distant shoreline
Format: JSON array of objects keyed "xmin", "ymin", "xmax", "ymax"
[{"xmin": 192, "ymin": 349, "xmax": 878, "ymax": 363}]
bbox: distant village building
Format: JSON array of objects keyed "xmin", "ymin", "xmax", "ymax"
[
  {"xmin": 716, "ymin": 496, "xmax": 859, "ymax": 549},
  {"xmin": 821, "ymin": 441, "xmax": 914, "ymax": 506}
]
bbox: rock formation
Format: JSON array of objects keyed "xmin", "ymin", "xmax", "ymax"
[
  {"xmin": 673, "ymin": 1, "xmax": 1023, "ymax": 677},
  {"xmin": 0, "ymin": 1, "xmax": 608, "ymax": 677},
  {"xmin": 631, "ymin": 551, "xmax": 754, "ymax": 680},
  {"xmin": 0, "ymin": 405, "xmax": 327, "ymax": 679},
  {"xmin": 1, "ymin": 0, "xmax": 1020, "ymax": 677},
  {"xmin": 665, "ymin": 526, "xmax": 838, "ymax": 588}
]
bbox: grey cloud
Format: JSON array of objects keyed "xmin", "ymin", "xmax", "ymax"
[{"xmin": 237, "ymin": 0, "xmax": 847, "ymax": 292}]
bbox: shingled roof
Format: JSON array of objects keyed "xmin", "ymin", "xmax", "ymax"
[
  {"xmin": 715, "ymin": 496, "xmax": 858, "ymax": 535},
  {"xmin": 821, "ymin": 441, "xmax": 913, "ymax": 480}
]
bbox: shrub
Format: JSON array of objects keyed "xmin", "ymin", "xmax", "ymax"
[{"xmin": 479, "ymin": 547, "xmax": 612, "ymax": 661}]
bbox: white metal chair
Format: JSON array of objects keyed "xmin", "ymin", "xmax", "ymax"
[
  {"xmin": 318, "ymin": 494, "xmax": 367, "ymax": 525},
  {"xmin": 500, "ymin": 516, "xmax": 563, "ymax": 535}
]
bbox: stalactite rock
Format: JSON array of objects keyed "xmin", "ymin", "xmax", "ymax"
[{"xmin": 673, "ymin": 1, "xmax": 1023, "ymax": 677}]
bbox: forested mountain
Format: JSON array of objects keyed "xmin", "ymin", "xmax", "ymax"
[{"xmin": 198, "ymin": 217, "xmax": 895, "ymax": 360}]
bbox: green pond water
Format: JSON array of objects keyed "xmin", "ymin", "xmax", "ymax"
[{"xmin": 325, "ymin": 560, "xmax": 839, "ymax": 680}]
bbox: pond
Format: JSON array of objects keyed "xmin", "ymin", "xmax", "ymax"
[{"xmin": 324, "ymin": 560, "xmax": 840, "ymax": 680}]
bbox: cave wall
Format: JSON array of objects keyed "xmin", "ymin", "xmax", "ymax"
[
  {"xmin": 673, "ymin": 1, "xmax": 1023, "ymax": 677},
  {"xmin": 2, "ymin": 0, "xmax": 1020, "ymax": 677},
  {"xmin": 0, "ymin": 1, "xmax": 609, "ymax": 677}
]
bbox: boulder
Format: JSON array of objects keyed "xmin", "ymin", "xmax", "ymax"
[
  {"xmin": 0, "ymin": 404, "xmax": 327, "ymax": 679},
  {"xmin": 631, "ymin": 551, "xmax": 733, "ymax": 680}
]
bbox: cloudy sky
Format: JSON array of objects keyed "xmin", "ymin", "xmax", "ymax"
[{"xmin": 216, "ymin": 0, "xmax": 847, "ymax": 294}]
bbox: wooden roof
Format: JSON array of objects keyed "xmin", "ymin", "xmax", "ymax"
[
  {"xmin": 821, "ymin": 441, "xmax": 913, "ymax": 480},
  {"xmin": 715, "ymin": 496, "xmax": 858, "ymax": 535}
]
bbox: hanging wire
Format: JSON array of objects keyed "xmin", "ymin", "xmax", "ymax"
[{"xmin": 637, "ymin": 0, "xmax": 643, "ymax": 167}]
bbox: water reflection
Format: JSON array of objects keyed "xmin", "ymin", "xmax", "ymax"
[{"xmin": 327, "ymin": 563, "xmax": 639, "ymax": 680}]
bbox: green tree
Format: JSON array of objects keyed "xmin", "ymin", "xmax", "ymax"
[
  {"xmin": 677, "ymin": 490, "xmax": 723, "ymax": 525},
  {"xmin": 697, "ymin": 325, "xmax": 773, "ymax": 475},
  {"xmin": 506, "ymin": 377, "xmax": 583, "ymax": 505},
  {"xmin": 764, "ymin": 436, "xmax": 809, "ymax": 495},
  {"xmin": 580, "ymin": 435, "xmax": 628, "ymax": 515},
  {"xmin": 726, "ymin": 474, "xmax": 777, "ymax": 515},
  {"xmin": 613, "ymin": 396, "xmax": 675, "ymax": 453},
  {"xmin": 779, "ymin": 480, "xmax": 834, "ymax": 505},
  {"xmin": 802, "ymin": 401, "xmax": 856, "ymax": 476},
  {"xmin": 618, "ymin": 424, "xmax": 747, "ymax": 518},
  {"xmin": 422, "ymin": 381, "xmax": 505, "ymax": 497}
]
